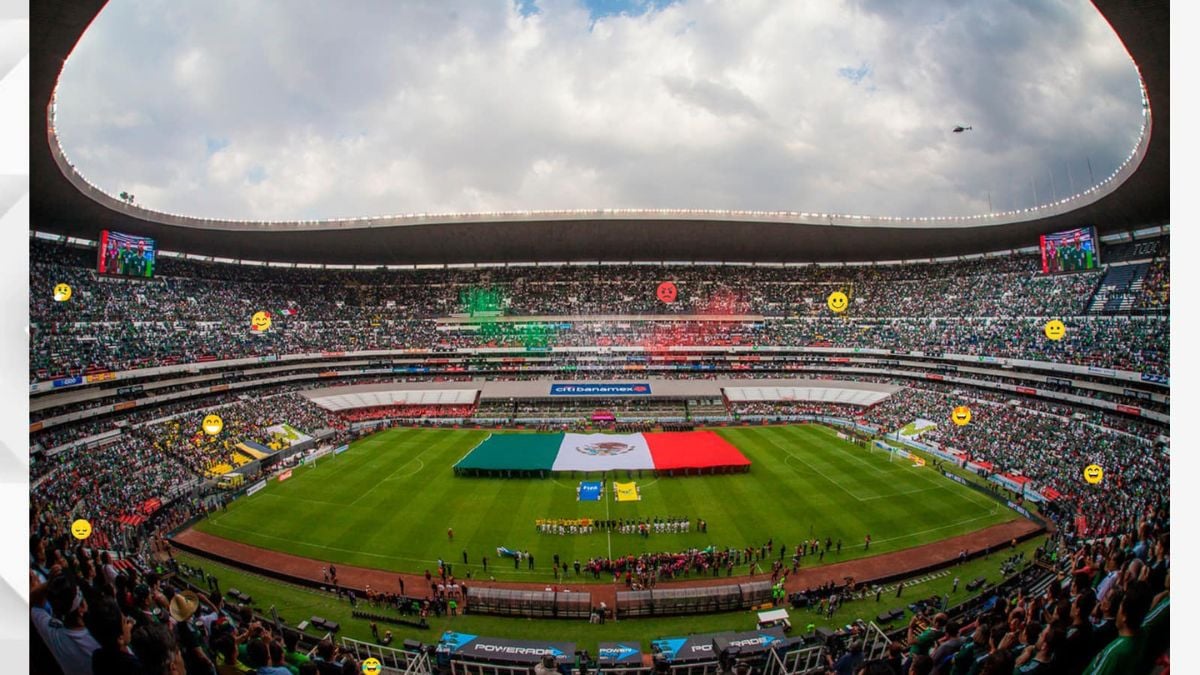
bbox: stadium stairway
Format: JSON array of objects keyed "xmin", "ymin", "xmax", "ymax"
[{"xmin": 1088, "ymin": 263, "xmax": 1149, "ymax": 314}]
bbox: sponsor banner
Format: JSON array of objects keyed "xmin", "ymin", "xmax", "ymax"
[
  {"xmin": 277, "ymin": 469, "xmax": 293, "ymax": 482},
  {"xmin": 1140, "ymin": 372, "xmax": 1168, "ymax": 385},
  {"xmin": 333, "ymin": 444, "xmax": 349, "ymax": 455},
  {"xmin": 990, "ymin": 474, "xmax": 1027, "ymax": 493},
  {"xmin": 209, "ymin": 384, "xmax": 230, "ymax": 393},
  {"xmin": 1087, "ymin": 366, "xmax": 1116, "ymax": 376},
  {"xmin": 321, "ymin": 351, "xmax": 346, "ymax": 357},
  {"xmin": 553, "ymin": 433, "xmax": 655, "ymax": 472},
  {"xmin": 29, "ymin": 421, "xmax": 44, "ymax": 433},
  {"xmin": 1006, "ymin": 500, "xmax": 1036, "ymax": 516},
  {"xmin": 925, "ymin": 373, "xmax": 944, "ymax": 381},
  {"xmin": 1016, "ymin": 386, "xmax": 1037, "ymax": 395},
  {"xmin": 942, "ymin": 470, "xmax": 970, "ymax": 487},
  {"xmin": 53, "ymin": 376, "xmax": 84, "ymax": 389},
  {"xmin": 1123, "ymin": 389, "xmax": 1152, "ymax": 401},
  {"xmin": 441, "ymin": 632, "xmax": 574, "ymax": 665},
  {"xmin": 711, "ymin": 628, "xmax": 786, "ymax": 656},
  {"xmin": 113, "ymin": 401, "xmax": 136, "ymax": 412},
  {"xmin": 1116, "ymin": 404, "xmax": 1141, "ymax": 415},
  {"xmin": 598, "ymin": 643, "xmax": 643, "ymax": 666},
  {"xmin": 117, "ymin": 384, "xmax": 144, "ymax": 396},
  {"xmin": 550, "ymin": 383, "xmax": 652, "ymax": 396},
  {"xmin": 304, "ymin": 446, "xmax": 334, "ymax": 463},
  {"xmin": 651, "ymin": 635, "xmax": 716, "ymax": 663},
  {"xmin": 258, "ymin": 355, "xmax": 279, "ymax": 363},
  {"xmin": 85, "ymin": 372, "xmax": 117, "ymax": 384},
  {"xmin": 246, "ymin": 480, "xmax": 267, "ymax": 496},
  {"xmin": 1048, "ymin": 377, "xmax": 1073, "ymax": 387}
]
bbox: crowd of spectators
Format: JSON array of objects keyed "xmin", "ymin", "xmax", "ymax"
[
  {"xmin": 339, "ymin": 404, "xmax": 476, "ymax": 422},
  {"xmin": 1136, "ymin": 258, "xmax": 1169, "ymax": 311},
  {"xmin": 841, "ymin": 499, "xmax": 1168, "ymax": 674},
  {"xmin": 31, "ymin": 239, "xmax": 1168, "ymax": 382},
  {"xmin": 858, "ymin": 388, "xmax": 1167, "ymax": 538},
  {"xmin": 31, "ymin": 517, "xmax": 372, "ymax": 674}
]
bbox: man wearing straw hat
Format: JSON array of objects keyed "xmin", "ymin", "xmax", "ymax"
[{"xmin": 170, "ymin": 591, "xmax": 215, "ymax": 675}]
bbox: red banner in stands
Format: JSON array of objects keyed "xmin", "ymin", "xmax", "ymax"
[
  {"xmin": 1016, "ymin": 386, "xmax": 1036, "ymax": 395},
  {"xmin": 1116, "ymin": 404, "xmax": 1141, "ymax": 415},
  {"xmin": 278, "ymin": 469, "xmax": 293, "ymax": 482}
]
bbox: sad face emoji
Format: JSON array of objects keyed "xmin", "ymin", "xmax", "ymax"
[
  {"xmin": 951, "ymin": 406, "xmax": 972, "ymax": 426},
  {"xmin": 362, "ymin": 658, "xmax": 382, "ymax": 674},
  {"xmin": 251, "ymin": 311, "xmax": 272, "ymax": 332},
  {"xmin": 1083, "ymin": 464, "xmax": 1104, "ymax": 485},
  {"xmin": 1044, "ymin": 320, "xmax": 1066, "ymax": 341},
  {"xmin": 71, "ymin": 519, "xmax": 92, "ymax": 540},
  {"xmin": 826, "ymin": 291, "xmax": 849, "ymax": 314},
  {"xmin": 202, "ymin": 414, "xmax": 224, "ymax": 436},
  {"xmin": 53, "ymin": 283, "xmax": 73, "ymax": 302},
  {"xmin": 656, "ymin": 281, "xmax": 678, "ymax": 304}
]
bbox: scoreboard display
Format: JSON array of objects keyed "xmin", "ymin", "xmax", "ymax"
[
  {"xmin": 1040, "ymin": 226, "xmax": 1099, "ymax": 274},
  {"xmin": 97, "ymin": 230, "xmax": 156, "ymax": 277}
]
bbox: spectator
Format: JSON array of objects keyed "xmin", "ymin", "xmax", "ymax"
[
  {"xmin": 31, "ymin": 572, "xmax": 101, "ymax": 674},
  {"xmin": 89, "ymin": 596, "xmax": 143, "ymax": 675},
  {"xmin": 130, "ymin": 623, "xmax": 186, "ymax": 675}
]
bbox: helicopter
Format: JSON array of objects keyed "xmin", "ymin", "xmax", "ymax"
[{"xmin": 952, "ymin": 125, "xmax": 973, "ymax": 133}]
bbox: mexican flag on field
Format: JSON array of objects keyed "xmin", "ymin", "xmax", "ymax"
[{"xmin": 455, "ymin": 431, "xmax": 752, "ymax": 473}]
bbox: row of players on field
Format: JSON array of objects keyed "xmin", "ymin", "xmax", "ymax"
[{"xmin": 535, "ymin": 517, "xmax": 706, "ymax": 535}]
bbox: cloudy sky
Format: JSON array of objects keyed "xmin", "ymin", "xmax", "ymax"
[{"xmin": 52, "ymin": 0, "xmax": 1145, "ymax": 221}]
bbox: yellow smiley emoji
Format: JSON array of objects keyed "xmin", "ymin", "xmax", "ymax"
[
  {"xmin": 1083, "ymin": 464, "xmax": 1103, "ymax": 485},
  {"xmin": 951, "ymin": 406, "xmax": 971, "ymax": 426},
  {"xmin": 362, "ymin": 658, "xmax": 382, "ymax": 674},
  {"xmin": 1044, "ymin": 320, "xmax": 1066, "ymax": 341},
  {"xmin": 251, "ymin": 311, "xmax": 272, "ymax": 332},
  {"xmin": 202, "ymin": 414, "xmax": 224, "ymax": 436},
  {"xmin": 71, "ymin": 519, "xmax": 92, "ymax": 540},
  {"xmin": 826, "ymin": 291, "xmax": 849, "ymax": 314},
  {"xmin": 53, "ymin": 283, "xmax": 72, "ymax": 302}
]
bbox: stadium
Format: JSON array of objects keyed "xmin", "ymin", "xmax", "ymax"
[{"xmin": 28, "ymin": 2, "xmax": 1169, "ymax": 675}]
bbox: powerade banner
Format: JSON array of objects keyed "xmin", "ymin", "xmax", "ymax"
[
  {"xmin": 53, "ymin": 376, "xmax": 84, "ymax": 389},
  {"xmin": 711, "ymin": 628, "xmax": 787, "ymax": 656},
  {"xmin": 439, "ymin": 632, "xmax": 575, "ymax": 665},
  {"xmin": 550, "ymin": 383, "xmax": 652, "ymax": 396},
  {"xmin": 652, "ymin": 635, "xmax": 717, "ymax": 663},
  {"xmin": 598, "ymin": 643, "xmax": 643, "ymax": 666}
]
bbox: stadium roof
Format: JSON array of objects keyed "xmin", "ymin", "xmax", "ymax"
[{"xmin": 30, "ymin": 1, "xmax": 1168, "ymax": 265}]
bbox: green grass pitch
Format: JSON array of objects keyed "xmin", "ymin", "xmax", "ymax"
[{"xmin": 194, "ymin": 424, "xmax": 1016, "ymax": 582}]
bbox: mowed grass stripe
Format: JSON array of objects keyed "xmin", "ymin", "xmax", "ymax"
[{"xmin": 194, "ymin": 425, "xmax": 1016, "ymax": 581}]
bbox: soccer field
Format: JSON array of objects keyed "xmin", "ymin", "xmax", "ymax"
[{"xmin": 194, "ymin": 424, "xmax": 1016, "ymax": 582}]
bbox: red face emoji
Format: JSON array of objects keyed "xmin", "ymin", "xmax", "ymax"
[{"xmin": 656, "ymin": 281, "xmax": 678, "ymax": 304}]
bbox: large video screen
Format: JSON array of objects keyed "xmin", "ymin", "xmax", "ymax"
[
  {"xmin": 1040, "ymin": 226, "xmax": 1100, "ymax": 274},
  {"xmin": 97, "ymin": 230, "xmax": 156, "ymax": 277}
]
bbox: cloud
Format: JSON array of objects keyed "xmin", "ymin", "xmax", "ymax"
[{"xmin": 51, "ymin": 0, "xmax": 1144, "ymax": 220}]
